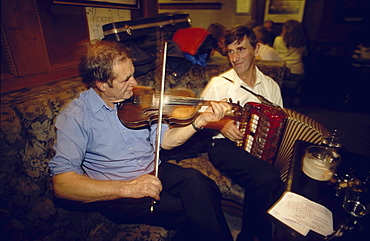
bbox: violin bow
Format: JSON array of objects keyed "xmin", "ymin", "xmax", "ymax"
[{"xmin": 150, "ymin": 40, "xmax": 168, "ymax": 212}]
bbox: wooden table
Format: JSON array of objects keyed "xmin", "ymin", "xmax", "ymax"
[{"xmin": 271, "ymin": 140, "xmax": 370, "ymax": 241}]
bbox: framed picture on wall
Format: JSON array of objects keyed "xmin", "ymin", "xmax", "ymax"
[
  {"xmin": 264, "ymin": 0, "xmax": 306, "ymax": 23},
  {"xmin": 235, "ymin": 0, "xmax": 252, "ymax": 15},
  {"xmin": 53, "ymin": 0, "xmax": 140, "ymax": 9}
]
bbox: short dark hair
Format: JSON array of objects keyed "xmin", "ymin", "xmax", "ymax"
[
  {"xmin": 253, "ymin": 25, "xmax": 272, "ymax": 45},
  {"xmin": 207, "ymin": 23, "xmax": 226, "ymax": 42},
  {"xmin": 225, "ymin": 25, "xmax": 258, "ymax": 49},
  {"xmin": 79, "ymin": 40, "xmax": 130, "ymax": 87}
]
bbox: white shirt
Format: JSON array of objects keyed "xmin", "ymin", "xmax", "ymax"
[
  {"xmin": 257, "ymin": 43, "xmax": 282, "ymax": 61},
  {"xmin": 200, "ymin": 67, "xmax": 283, "ymax": 138},
  {"xmin": 273, "ymin": 36, "xmax": 306, "ymax": 74}
]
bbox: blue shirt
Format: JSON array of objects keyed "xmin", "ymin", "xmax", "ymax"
[{"xmin": 49, "ymin": 88, "xmax": 168, "ymax": 181}]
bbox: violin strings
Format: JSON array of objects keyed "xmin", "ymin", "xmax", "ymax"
[{"xmin": 162, "ymin": 95, "xmax": 202, "ymax": 105}]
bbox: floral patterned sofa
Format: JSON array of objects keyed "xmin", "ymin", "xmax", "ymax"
[{"xmin": 0, "ymin": 59, "xmax": 288, "ymax": 240}]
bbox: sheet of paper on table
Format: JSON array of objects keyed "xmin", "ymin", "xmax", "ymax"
[{"xmin": 268, "ymin": 191, "xmax": 334, "ymax": 237}]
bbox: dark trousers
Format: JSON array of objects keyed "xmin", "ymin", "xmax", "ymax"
[
  {"xmin": 95, "ymin": 161, "xmax": 233, "ymax": 241},
  {"xmin": 207, "ymin": 138, "xmax": 284, "ymax": 241}
]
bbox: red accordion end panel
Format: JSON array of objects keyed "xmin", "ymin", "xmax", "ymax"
[{"xmin": 236, "ymin": 102, "xmax": 287, "ymax": 164}]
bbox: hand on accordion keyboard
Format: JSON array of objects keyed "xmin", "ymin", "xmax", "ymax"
[{"xmin": 220, "ymin": 120, "xmax": 244, "ymax": 142}]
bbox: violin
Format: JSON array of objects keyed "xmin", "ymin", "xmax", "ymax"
[{"xmin": 117, "ymin": 86, "xmax": 243, "ymax": 128}]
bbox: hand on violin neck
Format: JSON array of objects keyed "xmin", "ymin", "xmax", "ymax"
[
  {"xmin": 161, "ymin": 99, "xmax": 232, "ymax": 150},
  {"xmin": 195, "ymin": 99, "xmax": 231, "ymax": 128}
]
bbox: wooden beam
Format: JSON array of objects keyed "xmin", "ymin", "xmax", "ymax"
[
  {"xmin": 159, "ymin": 2, "xmax": 222, "ymax": 10},
  {"xmin": 131, "ymin": 0, "xmax": 159, "ymax": 19}
]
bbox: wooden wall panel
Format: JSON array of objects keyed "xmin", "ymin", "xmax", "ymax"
[
  {"xmin": 37, "ymin": 0, "xmax": 89, "ymax": 68},
  {"xmin": 1, "ymin": 0, "xmax": 50, "ymax": 76},
  {"xmin": 0, "ymin": 0, "xmax": 159, "ymax": 93}
]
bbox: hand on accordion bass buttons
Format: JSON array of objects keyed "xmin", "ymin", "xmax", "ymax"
[{"xmin": 220, "ymin": 120, "xmax": 244, "ymax": 142}]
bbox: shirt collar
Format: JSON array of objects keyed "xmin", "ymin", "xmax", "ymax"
[
  {"xmin": 87, "ymin": 88, "xmax": 116, "ymax": 113},
  {"xmin": 221, "ymin": 66, "xmax": 262, "ymax": 90}
]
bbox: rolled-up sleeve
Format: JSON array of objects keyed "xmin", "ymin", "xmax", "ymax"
[{"xmin": 49, "ymin": 105, "xmax": 87, "ymax": 176}]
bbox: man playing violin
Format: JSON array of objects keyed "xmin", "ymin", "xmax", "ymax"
[
  {"xmin": 48, "ymin": 40, "xmax": 233, "ymax": 241},
  {"xmin": 200, "ymin": 25, "xmax": 284, "ymax": 241}
]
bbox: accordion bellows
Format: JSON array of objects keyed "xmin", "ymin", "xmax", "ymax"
[{"xmin": 275, "ymin": 108, "xmax": 331, "ymax": 181}]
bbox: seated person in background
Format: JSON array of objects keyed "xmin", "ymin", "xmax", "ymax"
[
  {"xmin": 273, "ymin": 19, "xmax": 308, "ymax": 84},
  {"xmin": 263, "ymin": 20, "xmax": 277, "ymax": 46},
  {"xmin": 352, "ymin": 34, "xmax": 370, "ymax": 64},
  {"xmin": 207, "ymin": 23, "xmax": 228, "ymax": 57},
  {"xmin": 48, "ymin": 40, "xmax": 234, "ymax": 241},
  {"xmin": 253, "ymin": 25, "xmax": 282, "ymax": 61},
  {"xmin": 200, "ymin": 25, "xmax": 284, "ymax": 241},
  {"xmin": 245, "ymin": 20, "xmax": 257, "ymax": 29}
]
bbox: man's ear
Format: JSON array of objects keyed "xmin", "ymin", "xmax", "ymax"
[
  {"xmin": 95, "ymin": 81, "xmax": 107, "ymax": 92},
  {"xmin": 254, "ymin": 43, "xmax": 260, "ymax": 57}
]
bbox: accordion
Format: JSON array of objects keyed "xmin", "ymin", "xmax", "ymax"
[
  {"xmin": 235, "ymin": 102, "xmax": 331, "ymax": 181},
  {"xmin": 236, "ymin": 102, "xmax": 287, "ymax": 165}
]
